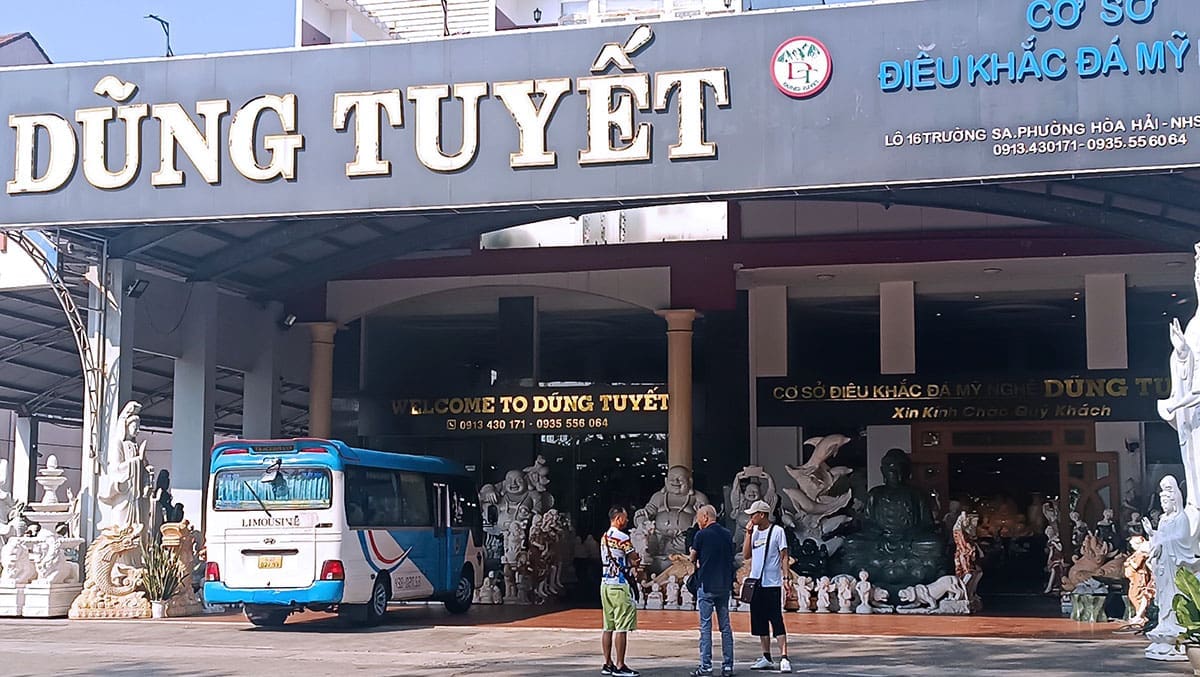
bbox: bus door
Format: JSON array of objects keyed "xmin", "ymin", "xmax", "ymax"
[{"xmin": 433, "ymin": 480, "xmax": 452, "ymax": 592}]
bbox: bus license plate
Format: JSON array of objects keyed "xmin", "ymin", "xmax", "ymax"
[{"xmin": 257, "ymin": 556, "xmax": 283, "ymax": 569}]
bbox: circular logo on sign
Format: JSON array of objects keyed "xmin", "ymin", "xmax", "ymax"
[{"xmin": 772, "ymin": 37, "xmax": 832, "ymax": 99}]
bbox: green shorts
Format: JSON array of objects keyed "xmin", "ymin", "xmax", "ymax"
[{"xmin": 601, "ymin": 583, "xmax": 638, "ymax": 632}]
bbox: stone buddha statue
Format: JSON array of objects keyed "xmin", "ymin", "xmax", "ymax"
[{"xmin": 838, "ymin": 449, "xmax": 950, "ymax": 597}]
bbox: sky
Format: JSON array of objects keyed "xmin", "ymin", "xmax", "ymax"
[{"xmin": 0, "ymin": 1, "xmax": 296, "ymax": 64}]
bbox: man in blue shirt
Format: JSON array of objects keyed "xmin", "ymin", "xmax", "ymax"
[{"xmin": 689, "ymin": 504, "xmax": 735, "ymax": 676}]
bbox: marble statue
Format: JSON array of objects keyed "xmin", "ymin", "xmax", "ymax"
[
  {"xmin": 835, "ymin": 575, "xmax": 854, "ymax": 613},
  {"xmin": 0, "ymin": 539, "xmax": 36, "ymax": 586},
  {"xmin": 481, "ymin": 469, "xmax": 541, "ymax": 531},
  {"xmin": 1094, "ymin": 509, "xmax": 1118, "ymax": 552},
  {"xmin": 478, "ymin": 571, "xmax": 500, "ymax": 604},
  {"xmin": 522, "ymin": 455, "xmax": 555, "ymax": 514},
  {"xmin": 637, "ymin": 466, "xmax": 709, "ymax": 571},
  {"xmin": 952, "ymin": 512, "xmax": 983, "ymax": 608},
  {"xmin": 665, "ymin": 575, "xmax": 680, "ymax": 610},
  {"xmin": 1062, "ymin": 533, "xmax": 1124, "ymax": 591},
  {"xmin": 96, "ymin": 402, "xmax": 152, "ymax": 535},
  {"xmin": 1069, "ymin": 511, "xmax": 1088, "ymax": 552},
  {"xmin": 1121, "ymin": 534, "xmax": 1154, "ymax": 630},
  {"xmin": 1127, "ymin": 511, "xmax": 1146, "ymax": 545},
  {"xmin": 1122, "ymin": 478, "xmax": 1145, "ymax": 527},
  {"xmin": 838, "ymin": 449, "xmax": 950, "ymax": 598},
  {"xmin": 815, "ymin": 576, "xmax": 832, "ymax": 613},
  {"xmin": 855, "ymin": 571, "xmax": 873, "ymax": 614},
  {"xmin": 646, "ymin": 582, "xmax": 664, "ymax": 610},
  {"xmin": 680, "ymin": 582, "xmax": 695, "ymax": 611},
  {"xmin": 31, "ymin": 533, "xmax": 78, "ymax": 585},
  {"xmin": 795, "ymin": 576, "xmax": 812, "ymax": 612},
  {"xmin": 0, "ymin": 460, "xmax": 18, "ymax": 549},
  {"xmin": 782, "ymin": 435, "xmax": 854, "ymax": 556},
  {"xmin": 942, "ymin": 500, "xmax": 963, "ymax": 538},
  {"xmin": 896, "ymin": 575, "xmax": 968, "ymax": 613},
  {"xmin": 1044, "ymin": 518, "xmax": 1066, "ymax": 595},
  {"xmin": 1143, "ymin": 476, "xmax": 1200, "ymax": 661},
  {"xmin": 729, "ymin": 467, "xmax": 779, "ymax": 541},
  {"xmin": 159, "ymin": 521, "xmax": 203, "ymax": 617},
  {"xmin": 629, "ymin": 512, "xmax": 654, "ymax": 565},
  {"xmin": 70, "ymin": 401, "xmax": 155, "ymax": 619}
]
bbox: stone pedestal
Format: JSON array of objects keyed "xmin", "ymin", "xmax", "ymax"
[
  {"xmin": 0, "ymin": 584, "xmax": 26, "ymax": 616},
  {"xmin": 22, "ymin": 583, "xmax": 82, "ymax": 617}
]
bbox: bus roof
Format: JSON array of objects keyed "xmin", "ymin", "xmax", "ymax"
[{"xmin": 209, "ymin": 438, "xmax": 470, "ymax": 477}]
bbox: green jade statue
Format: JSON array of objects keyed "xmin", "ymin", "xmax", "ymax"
[{"xmin": 838, "ymin": 449, "xmax": 950, "ymax": 599}]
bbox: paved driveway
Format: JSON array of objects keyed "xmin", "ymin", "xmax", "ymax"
[{"xmin": 0, "ymin": 614, "xmax": 1187, "ymax": 676}]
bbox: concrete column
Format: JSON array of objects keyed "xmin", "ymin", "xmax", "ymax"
[
  {"xmin": 81, "ymin": 259, "xmax": 137, "ymax": 543},
  {"xmin": 880, "ymin": 281, "xmax": 916, "ymax": 375},
  {"xmin": 748, "ymin": 286, "xmax": 789, "ymax": 462},
  {"xmin": 171, "ymin": 282, "xmax": 218, "ymax": 525},
  {"xmin": 307, "ymin": 322, "xmax": 339, "ymax": 439},
  {"xmin": 658, "ymin": 309, "xmax": 696, "ymax": 470},
  {"xmin": 1085, "ymin": 273, "xmax": 1129, "ymax": 370},
  {"xmin": 12, "ymin": 416, "xmax": 37, "ymax": 505},
  {"xmin": 243, "ymin": 305, "xmax": 282, "ymax": 440}
]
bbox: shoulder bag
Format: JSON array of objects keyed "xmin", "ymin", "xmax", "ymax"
[
  {"xmin": 737, "ymin": 524, "xmax": 774, "ymax": 604},
  {"xmin": 604, "ymin": 533, "xmax": 641, "ymax": 602}
]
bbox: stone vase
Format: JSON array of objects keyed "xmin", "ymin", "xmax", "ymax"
[{"xmin": 1188, "ymin": 645, "xmax": 1200, "ymax": 676}]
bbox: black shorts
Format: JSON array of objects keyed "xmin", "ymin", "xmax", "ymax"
[{"xmin": 749, "ymin": 586, "xmax": 786, "ymax": 637}]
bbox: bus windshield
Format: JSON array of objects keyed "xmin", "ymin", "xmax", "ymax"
[{"xmin": 213, "ymin": 467, "xmax": 332, "ymax": 511}]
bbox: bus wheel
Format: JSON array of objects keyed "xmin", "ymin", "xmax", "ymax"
[
  {"xmin": 366, "ymin": 577, "xmax": 390, "ymax": 625},
  {"xmin": 245, "ymin": 605, "xmax": 289, "ymax": 627},
  {"xmin": 444, "ymin": 567, "xmax": 474, "ymax": 614}
]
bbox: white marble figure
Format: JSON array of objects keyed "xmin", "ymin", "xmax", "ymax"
[
  {"xmin": 896, "ymin": 575, "xmax": 968, "ymax": 611},
  {"xmin": 0, "ymin": 539, "xmax": 36, "ymax": 586},
  {"xmin": 481, "ymin": 469, "xmax": 539, "ymax": 531},
  {"xmin": 503, "ymin": 519, "xmax": 525, "ymax": 565},
  {"xmin": 0, "ymin": 460, "xmax": 18, "ymax": 549},
  {"xmin": 855, "ymin": 571, "xmax": 873, "ymax": 614},
  {"xmin": 835, "ymin": 575, "xmax": 854, "ymax": 613},
  {"xmin": 629, "ymin": 513, "xmax": 654, "ymax": 565},
  {"xmin": 30, "ymin": 533, "xmax": 79, "ymax": 585},
  {"xmin": 637, "ymin": 466, "xmax": 709, "ymax": 571},
  {"xmin": 665, "ymin": 575, "xmax": 680, "ymax": 610},
  {"xmin": 730, "ymin": 467, "xmax": 779, "ymax": 538},
  {"xmin": 815, "ymin": 576, "xmax": 832, "ymax": 613},
  {"xmin": 1143, "ymin": 476, "xmax": 1200, "ymax": 661},
  {"xmin": 680, "ymin": 581, "xmax": 695, "ymax": 611},
  {"xmin": 782, "ymin": 436, "xmax": 855, "ymax": 555},
  {"xmin": 647, "ymin": 582, "xmax": 664, "ymax": 610},
  {"xmin": 96, "ymin": 402, "xmax": 152, "ymax": 536},
  {"xmin": 792, "ymin": 576, "xmax": 809, "ymax": 613},
  {"xmin": 522, "ymin": 455, "xmax": 555, "ymax": 515}
]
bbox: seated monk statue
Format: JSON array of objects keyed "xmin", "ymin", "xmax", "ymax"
[{"xmin": 837, "ymin": 449, "xmax": 950, "ymax": 599}]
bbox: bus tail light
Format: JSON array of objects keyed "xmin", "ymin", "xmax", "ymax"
[
  {"xmin": 205, "ymin": 562, "xmax": 221, "ymax": 582},
  {"xmin": 320, "ymin": 560, "xmax": 345, "ymax": 581}
]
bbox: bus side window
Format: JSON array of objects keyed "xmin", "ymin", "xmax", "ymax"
[{"xmin": 396, "ymin": 472, "xmax": 431, "ymax": 527}]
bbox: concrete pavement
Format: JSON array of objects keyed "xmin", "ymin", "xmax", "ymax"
[{"xmin": 0, "ymin": 613, "xmax": 1187, "ymax": 676}]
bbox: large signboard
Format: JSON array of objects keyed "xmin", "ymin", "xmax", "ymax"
[
  {"xmin": 4, "ymin": 0, "xmax": 1200, "ymax": 227},
  {"xmin": 758, "ymin": 372, "xmax": 1168, "ymax": 424},
  {"xmin": 358, "ymin": 386, "xmax": 669, "ymax": 436}
]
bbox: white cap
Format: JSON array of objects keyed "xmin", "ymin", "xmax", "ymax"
[{"xmin": 744, "ymin": 500, "xmax": 772, "ymax": 515}]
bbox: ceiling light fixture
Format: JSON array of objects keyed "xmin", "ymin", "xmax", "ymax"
[
  {"xmin": 816, "ymin": 273, "xmax": 836, "ymax": 281},
  {"xmin": 982, "ymin": 267, "xmax": 1002, "ymax": 274},
  {"xmin": 1168, "ymin": 261, "xmax": 1186, "ymax": 267}
]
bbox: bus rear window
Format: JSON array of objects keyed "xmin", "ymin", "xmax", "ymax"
[{"xmin": 213, "ymin": 467, "xmax": 332, "ymax": 511}]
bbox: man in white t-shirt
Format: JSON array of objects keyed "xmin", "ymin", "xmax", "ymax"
[{"xmin": 741, "ymin": 500, "xmax": 791, "ymax": 673}]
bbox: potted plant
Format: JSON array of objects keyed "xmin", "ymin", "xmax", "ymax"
[
  {"xmin": 1173, "ymin": 567, "xmax": 1200, "ymax": 673},
  {"xmin": 142, "ymin": 541, "xmax": 183, "ymax": 619}
]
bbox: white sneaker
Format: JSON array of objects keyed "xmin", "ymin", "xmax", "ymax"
[
  {"xmin": 750, "ymin": 657, "xmax": 774, "ymax": 671},
  {"xmin": 779, "ymin": 658, "xmax": 792, "ymax": 674}
]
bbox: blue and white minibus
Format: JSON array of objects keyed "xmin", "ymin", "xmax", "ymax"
[{"xmin": 202, "ymin": 438, "xmax": 484, "ymax": 626}]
